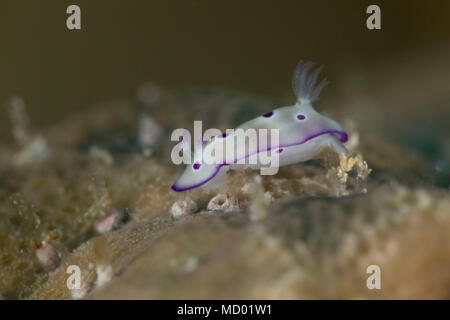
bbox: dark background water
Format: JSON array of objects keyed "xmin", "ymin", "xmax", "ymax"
[{"xmin": 1, "ymin": 0, "xmax": 449, "ymax": 143}]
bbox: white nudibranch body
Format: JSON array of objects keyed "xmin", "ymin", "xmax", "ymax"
[{"xmin": 172, "ymin": 60, "xmax": 349, "ymax": 192}]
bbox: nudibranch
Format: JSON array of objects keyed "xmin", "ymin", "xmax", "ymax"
[{"xmin": 172, "ymin": 60, "xmax": 348, "ymax": 192}]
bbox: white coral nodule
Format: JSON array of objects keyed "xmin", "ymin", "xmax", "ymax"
[
  {"xmin": 207, "ymin": 192, "xmax": 240, "ymax": 213},
  {"xmin": 170, "ymin": 198, "xmax": 198, "ymax": 219}
]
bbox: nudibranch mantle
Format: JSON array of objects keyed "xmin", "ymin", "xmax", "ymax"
[{"xmin": 172, "ymin": 60, "xmax": 349, "ymax": 192}]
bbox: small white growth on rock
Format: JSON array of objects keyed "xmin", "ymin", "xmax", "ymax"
[
  {"xmin": 170, "ymin": 198, "xmax": 198, "ymax": 219},
  {"xmin": 182, "ymin": 257, "xmax": 199, "ymax": 274},
  {"xmin": 7, "ymin": 95, "xmax": 30, "ymax": 146},
  {"xmin": 95, "ymin": 265, "xmax": 113, "ymax": 288},
  {"xmin": 88, "ymin": 146, "xmax": 114, "ymax": 165},
  {"xmin": 35, "ymin": 242, "xmax": 58, "ymax": 268},
  {"xmin": 168, "ymin": 256, "xmax": 199, "ymax": 274},
  {"xmin": 247, "ymin": 176, "xmax": 270, "ymax": 221},
  {"xmin": 94, "ymin": 209, "xmax": 127, "ymax": 234},
  {"xmin": 414, "ymin": 189, "xmax": 432, "ymax": 209},
  {"xmin": 7, "ymin": 96, "xmax": 50, "ymax": 166},
  {"xmin": 136, "ymin": 83, "xmax": 163, "ymax": 151},
  {"xmin": 241, "ymin": 179, "xmax": 258, "ymax": 195},
  {"xmin": 71, "ymin": 282, "xmax": 91, "ymax": 300},
  {"xmin": 342, "ymin": 119, "xmax": 360, "ymax": 151},
  {"xmin": 264, "ymin": 191, "xmax": 274, "ymax": 203},
  {"xmin": 346, "ymin": 132, "xmax": 360, "ymax": 151},
  {"xmin": 138, "ymin": 114, "xmax": 162, "ymax": 149},
  {"xmin": 13, "ymin": 137, "xmax": 49, "ymax": 167},
  {"xmin": 207, "ymin": 192, "xmax": 240, "ymax": 213}
]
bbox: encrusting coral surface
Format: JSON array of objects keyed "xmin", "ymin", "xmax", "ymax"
[{"xmin": 0, "ymin": 55, "xmax": 449, "ymax": 299}]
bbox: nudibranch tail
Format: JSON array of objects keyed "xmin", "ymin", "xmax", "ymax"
[{"xmin": 292, "ymin": 60, "xmax": 329, "ymax": 103}]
